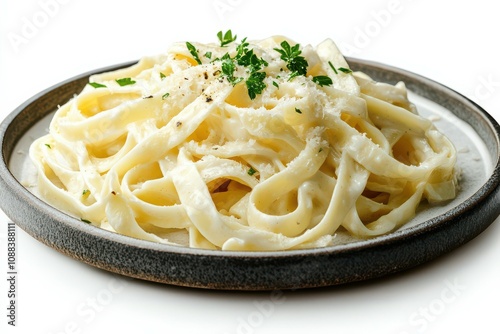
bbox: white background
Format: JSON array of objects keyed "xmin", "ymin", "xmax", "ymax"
[{"xmin": 1, "ymin": 0, "xmax": 499, "ymax": 333}]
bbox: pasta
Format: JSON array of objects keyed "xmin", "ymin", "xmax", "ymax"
[{"xmin": 29, "ymin": 33, "xmax": 459, "ymax": 251}]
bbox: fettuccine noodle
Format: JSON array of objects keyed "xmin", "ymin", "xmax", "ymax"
[{"xmin": 29, "ymin": 34, "xmax": 459, "ymax": 250}]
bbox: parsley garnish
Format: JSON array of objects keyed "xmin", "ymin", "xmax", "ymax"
[
  {"xmin": 338, "ymin": 67, "xmax": 352, "ymax": 74},
  {"xmin": 116, "ymin": 78, "xmax": 136, "ymax": 86},
  {"xmin": 89, "ymin": 82, "xmax": 107, "ymax": 88},
  {"xmin": 328, "ymin": 62, "xmax": 352, "ymax": 75},
  {"xmin": 274, "ymin": 41, "xmax": 309, "ymax": 78},
  {"xmin": 235, "ymin": 38, "xmax": 250, "ymax": 58},
  {"xmin": 272, "ymin": 81, "xmax": 279, "ymax": 88},
  {"xmin": 204, "ymin": 51, "xmax": 212, "ymax": 59},
  {"xmin": 217, "ymin": 30, "xmax": 237, "ymax": 47},
  {"xmin": 82, "ymin": 189, "xmax": 90, "ymax": 196},
  {"xmin": 248, "ymin": 167, "xmax": 257, "ymax": 176},
  {"xmin": 246, "ymin": 71, "xmax": 266, "ymax": 100},
  {"xmin": 295, "ymin": 108, "xmax": 302, "ymax": 114},
  {"xmin": 186, "ymin": 41, "xmax": 202, "ymax": 65},
  {"xmin": 44, "ymin": 143, "xmax": 51, "ymax": 149},
  {"xmin": 162, "ymin": 92, "xmax": 170, "ymax": 100},
  {"xmin": 160, "ymin": 72, "xmax": 166, "ymax": 79},
  {"xmin": 221, "ymin": 53, "xmax": 242, "ymax": 86},
  {"xmin": 312, "ymin": 75, "xmax": 333, "ymax": 87},
  {"xmin": 81, "ymin": 218, "xmax": 92, "ymax": 224},
  {"xmin": 237, "ymin": 48, "xmax": 268, "ymax": 73},
  {"xmin": 328, "ymin": 61, "xmax": 338, "ymax": 75}
]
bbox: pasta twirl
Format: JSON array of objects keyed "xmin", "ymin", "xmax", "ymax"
[{"xmin": 29, "ymin": 33, "xmax": 459, "ymax": 251}]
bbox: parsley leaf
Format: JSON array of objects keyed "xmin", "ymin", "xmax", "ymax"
[
  {"xmin": 288, "ymin": 56, "xmax": 308, "ymax": 76},
  {"xmin": 89, "ymin": 82, "xmax": 107, "ymax": 88},
  {"xmin": 338, "ymin": 67, "xmax": 353, "ymax": 74},
  {"xmin": 215, "ymin": 31, "xmax": 268, "ymax": 99},
  {"xmin": 246, "ymin": 71, "xmax": 266, "ymax": 100},
  {"xmin": 186, "ymin": 42, "xmax": 202, "ymax": 65},
  {"xmin": 162, "ymin": 92, "xmax": 170, "ymax": 100},
  {"xmin": 160, "ymin": 72, "xmax": 166, "ymax": 79},
  {"xmin": 217, "ymin": 30, "xmax": 237, "ymax": 47},
  {"xmin": 274, "ymin": 41, "xmax": 308, "ymax": 77},
  {"xmin": 248, "ymin": 167, "xmax": 257, "ymax": 176},
  {"xmin": 237, "ymin": 49, "xmax": 268, "ymax": 73},
  {"xmin": 235, "ymin": 37, "xmax": 250, "ymax": 58},
  {"xmin": 115, "ymin": 78, "xmax": 136, "ymax": 86},
  {"xmin": 312, "ymin": 75, "xmax": 333, "ymax": 87},
  {"xmin": 81, "ymin": 218, "xmax": 92, "ymax": 224},
  {"xmin": 221, "ymin": 53, "xmax": 242, "ymax": 86}
]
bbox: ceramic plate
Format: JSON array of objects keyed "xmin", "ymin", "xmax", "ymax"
[{"xmin": 1, "ymin": 58, "xmax": 499, "ymax": 290}]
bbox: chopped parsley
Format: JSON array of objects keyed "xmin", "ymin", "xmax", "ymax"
[
  {"xmin": 186, "ymin": 41, "xmax": 202, "ymax": 64},
  {"xmin": 162, "ymin": 92, "xmax": 170, "ymax": 100},
  {"xmin": 274, "ymin": 41, "xmax": 309, "ymax": 78},
  {"xmin": 295, "ymin": 108, "xmax": 302, "ymax": 114},
  {"xmin": 328, "ymin": 61, "xmax": 352, "ymax": 75},
  {"xmin": 219, "ymin": 39, "xmax": 268, "ymax": 99},
  {"xmin": 221, "ymin": 53, "xmax": 242, "ymax": 86},
  {"xmin": 338, "ymin": 67, "xmax": 353, "ymax": 74},
  {"xmin": 89, "ymin": 82, "xmax": 107, "ymax": 88},
  {"xmin": 160, "ymin": 72, "xmax": 166, "ymax": 79},
  {"xmin": 217, "ymin": 29, "xmax": 237, "ymax": 47},
  {"xmin": 81, "ymin": 218, "xmax": 92, "ymax": 224},
  {"xmin": 236, "ymin": 48, "xmax": 268, "ymax": 72},
  {"xmin": 82, "ymin": 189, "xmax": 90, "ymax": 196},
  {"xmin": 248, "ymin": 167, "xmax": 257, "ymax": 176},
  {"xmin": 246, "ymin": 71, "xmax": 266, "ymax": 100},
  {"xmin": 312, "ymin": 75, "xmax": 333, "ymax": 87},
  {"xmin": 235, "ymin": 38, "xmax": 250, "ymax": 58},
  {"xmin": 184, "ymin": 31, "xmax": 345, "ymax": 100},
  {"xmin": 44, "ymin": 143, "xmax": 51, "ymax": 149},
  {"xmin": 328, "ymin": 61, "xmax": 338, "ymax": 74},
  {"xmin": 115, "ymin": 78, "xmax": 136, "ymax": 86}
]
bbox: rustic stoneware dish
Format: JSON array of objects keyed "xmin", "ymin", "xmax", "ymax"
[{"xmin": 1, "ymin": 58, "xmax": 499, "ymax": 290}]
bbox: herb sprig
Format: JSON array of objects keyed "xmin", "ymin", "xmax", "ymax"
[
  {"xmin": 186, "ymin": 42, "xmax": 202, "ymax": 65},
  {"xmin": 274, "ymin": 41, "xmax": 308, "ymax": 79},
  {"xmin": 246, "ymin": 71, "xmax": 267, "ymax": 99},
  {"xmin": 220, "ymin": 53, "xmax": 242, "ymax": 86},
  {"xmin": 216, "ymin": 32, "xmax": 268, "ymax": 99},
  {"xmin": 217, "ymin": 30, "xmax": 237, "ymax": 47}
]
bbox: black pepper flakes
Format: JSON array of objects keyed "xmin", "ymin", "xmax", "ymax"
[
  {"xmin": 176, "ymin": 121, "xmax": 182, "ymax": 127},
  {"xmin": 206, "ymin": 96, "xmax": 213, "ymax": 103},
  {"xmin": 204, "ymin": 72, "xmax": 209, "ymax": 80}
]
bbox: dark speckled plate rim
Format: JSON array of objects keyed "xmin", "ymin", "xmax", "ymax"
[{"xmin": 1, "ymin": 58, "xmax": 499, "ymax": 290}]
